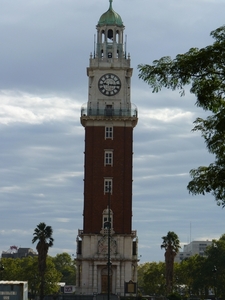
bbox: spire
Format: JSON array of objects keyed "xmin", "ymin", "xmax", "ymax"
[{"xmin": 109, "ymin": 0, "xmax": 113, "ymax": 9}]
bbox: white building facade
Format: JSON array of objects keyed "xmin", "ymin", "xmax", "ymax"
[{"xmin": 175, "ymin": 241, "xmax": 212, "ymax": 263}]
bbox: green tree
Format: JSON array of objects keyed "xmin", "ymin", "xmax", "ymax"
[
  {"xmin": 0, "ymin": 256, "xmax": 62, "ymax": 297},
  {"xmin": 178, "ymin": 255, "xmax": 207, "ymax": 298},
  {"xmin": 161, "ymin": 231, "xmax": 180, "ymax": 294},
  {"xmin": 20, "ymin": 256, "xmax": 40, "ymax": 299},
  {"xmin": 204, "ymin": 234, "xmax": 225, "ymax": 299},
  {"xmin": 53, "ymin": 253, "xmax": 76, "ymax": 285},
  {"xmin": 32, "ymin": 222, "xmax": 54, "ymax": 300},
  {"xmin": 141, "ymin": 262, "xmax": 166, "ymax": 296},
  {"xmin": 20, "ymin": 256, "xmax": 61, "ymax": 297},
  {"xmin": 42, "ymin": 257, "xmax": 62, "ymax": 296},
  {"xmin": 167, "ymin": 293, "xmax": 182, "ymax": 300},
  {"xmin": 137, "ymin": 262, "xmax": 152, "ymax": 293},
  {"xmin": 138, "ymin": 25, "xmax": 225, "ymax": 206},
  {"xmin": 173, "ymin": 262, "xmax": 188, "ymax": 296},
  {"xmin": 0, "ymin": 258, "xmax": 22, "ymax": 280},
  {"xmin": 0, "ymin": 260, "xmax": 4, "ymax": 280}
]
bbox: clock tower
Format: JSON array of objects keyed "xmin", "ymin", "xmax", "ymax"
[{"xmin": 76, "ymin": 0, "xmax": 138, "ymax": 296}]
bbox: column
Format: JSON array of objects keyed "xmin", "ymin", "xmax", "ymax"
[
  {"xmin": 93, "ymin": 263, "xmax": 98, "ymax": 292},
  {"xmin": 116, "ymin": 263, "xmax": 120, "ymax": 294},
  {"xmin": 120, "ymin": 262, "xmax": 125, "ymax": 295},
  {"xmin": 89, "ymin": 262, "xmax": 93, "ymax": 293}
]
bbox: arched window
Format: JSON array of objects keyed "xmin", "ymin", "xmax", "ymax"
[
  {"xmin": 116, "ymin": 30, "xmax": 119, "ymax": 43},
  {"xmin": 102, "ymin": 208, "xmax": 113, "ymax": 230},
  {"xmin": 101, "ymin": 30, "xmax": 105, "ymax": 43},
  {"xmin": 107, "ymin": 29, "xmax": 113, "ymax": 41}
]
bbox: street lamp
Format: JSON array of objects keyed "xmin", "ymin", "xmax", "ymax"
[{"xmin": 107, "ymin": 186, "xmax": 111, "ymax": 300}]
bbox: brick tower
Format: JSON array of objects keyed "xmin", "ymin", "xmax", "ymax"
[{"xmin": 76, "ymin": 0, "xmax": 138, "ymax": 296}]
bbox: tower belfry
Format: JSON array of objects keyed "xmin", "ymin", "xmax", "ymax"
[{"xmin": 76, "ymin": 0, "xmax": 138, "ymax": 295}]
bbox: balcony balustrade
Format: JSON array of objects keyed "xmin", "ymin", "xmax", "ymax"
[{"xmin": 81, "ymin": 104, "xmax": 138, "ymax": 118}]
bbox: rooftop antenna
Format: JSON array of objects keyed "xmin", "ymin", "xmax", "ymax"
[{"xmin": 190, "ymin": 222, "xmax": 192, "ymax": 243}]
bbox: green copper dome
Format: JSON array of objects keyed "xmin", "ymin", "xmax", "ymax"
[{"xmin": 98, "ymin": 0, "xmax": 123, "ymax": 27}]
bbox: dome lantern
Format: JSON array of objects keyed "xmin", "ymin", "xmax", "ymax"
[{"xmin": 98, "ymin": 0, "xmax": 123, "ymax": 27}]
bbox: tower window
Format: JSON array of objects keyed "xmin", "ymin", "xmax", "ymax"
[
  {"xmin": 104, "ymin": 217, "xmax": 111, "ymax": 229},
  {"xmin": 102, "ymin": 209, "xmax": 113, "ymax": 230},
  {"xmin": 107, "ymin": 29, "xmax": 113, "ymax": 41},
  {"xmin": 105, "ymin": 126, "xmax": 113, "ymax": 139},
  {"xmin": 105, "ymin": 151, "xmax": 113, "ymax": 166},
  {"xmin": 77, "ymin": 240, "xmax": 82, "ymax": 255},
  {"xmin": 104, "ymin": 179, "xmax": 112, "ymax": 194},
  {"xmin": 116, "ymin": 30, "xmax": 119, "ymax": 43},
  {"xmin": 132, "ymin": 241, "xmax": 137, "ymax": 255},
  {"xmin": 101, "ymin": 30, "xmax": 105, "ymax": 43}
]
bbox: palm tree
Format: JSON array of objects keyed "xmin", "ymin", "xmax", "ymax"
[
  {"xmin": 32, "ymin": 222, "xmax": 54, "ymax": 300},
  {"xmin": 161, "ymin": 231, "xmax": 180, "ymax": 295}
]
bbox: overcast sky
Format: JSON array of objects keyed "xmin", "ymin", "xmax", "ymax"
[{"xmin": 1, "ymin": 0, "xmax": 225, "ymax": 263}]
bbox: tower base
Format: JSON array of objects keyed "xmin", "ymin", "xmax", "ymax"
[{"xmin": 76, "ymin": 230, "xmax": 138, "ymax": 296}]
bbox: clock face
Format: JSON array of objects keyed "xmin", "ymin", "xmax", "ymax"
[{"xmin": 98, "ymin": 73, "xmax": 121, "ymax": 96}]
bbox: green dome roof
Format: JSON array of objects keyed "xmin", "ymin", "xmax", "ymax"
[{"xmin": 98, "ymin": 0, "xmax": 123, "ymax": 27}]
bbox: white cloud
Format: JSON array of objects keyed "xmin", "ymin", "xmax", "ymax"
[
  {"xmin": 55, "ymin": 218, "xmax": 70, "ymax": 223},
  {"xmin": 0, "ymin": 90, "xmax": 80, "ymax": 125},
  {"xmin": 141, "ymin": 108, "xmax": 194, "ymax": 124}
]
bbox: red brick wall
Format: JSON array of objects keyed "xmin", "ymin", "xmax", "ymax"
[{"xmin": 83, "ymin": 125, "xmax": 133, "ymax": 234}]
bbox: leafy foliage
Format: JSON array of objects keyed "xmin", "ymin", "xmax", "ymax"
[
  {"xmin": 53, "ymin": 253, "xmax": 76, "ymax": 285},
  {"xmin": 0, "ymin": 256, "xmax": 61, "ymax": 296},
  {"xmin": 161, "ymin": 231, "xmax": 181, "ymax": 253},
  {"xmin": 138, "ymin": 235, "xmax": 225, "ymax": 298},
  {"xmin": 204, "ymin": 234, "xmax": 225, "ymax": 299},
  {"xmin": 141, "ymin": 262, "xmax": 166, "ymax": 296},
  {"xmin": 138, "ymin": 25, "xmax": 225, "ymax": 206},
  {"xmin": 0, "ymin": 246, "xmax": 75, "ymax": 296},
  {"xmin": 167, "ymin": 293, "xmax": 182, "ymax": 300}
]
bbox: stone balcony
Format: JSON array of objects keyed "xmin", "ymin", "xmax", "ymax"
[{"xmin": 81, "ymin": 103, "xmax": 137, "ymax": 118}]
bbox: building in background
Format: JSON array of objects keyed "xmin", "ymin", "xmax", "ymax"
[
  {"xmin": 1, "ymin": 246, "xmax": 37, "ymax": 259},
  {"xmin": 175, "ymin": 240, "xmax": 212, "ymax": 263},
  {"xmin": 76, "ymin": 0, "xmax": 138, "ymax": 296}
]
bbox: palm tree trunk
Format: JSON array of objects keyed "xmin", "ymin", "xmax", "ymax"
[
  {"xmin": 40, "ymin": 276, "xmax": 45, "ymax": 300},
  {"xmin": 165, "ymin": 248, "xmax": 175, "ymax": 294}
]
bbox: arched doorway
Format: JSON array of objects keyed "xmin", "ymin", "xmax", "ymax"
[{"xmin": 101, "ymin": 267, "xmax": 112, "ymax": 294}]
